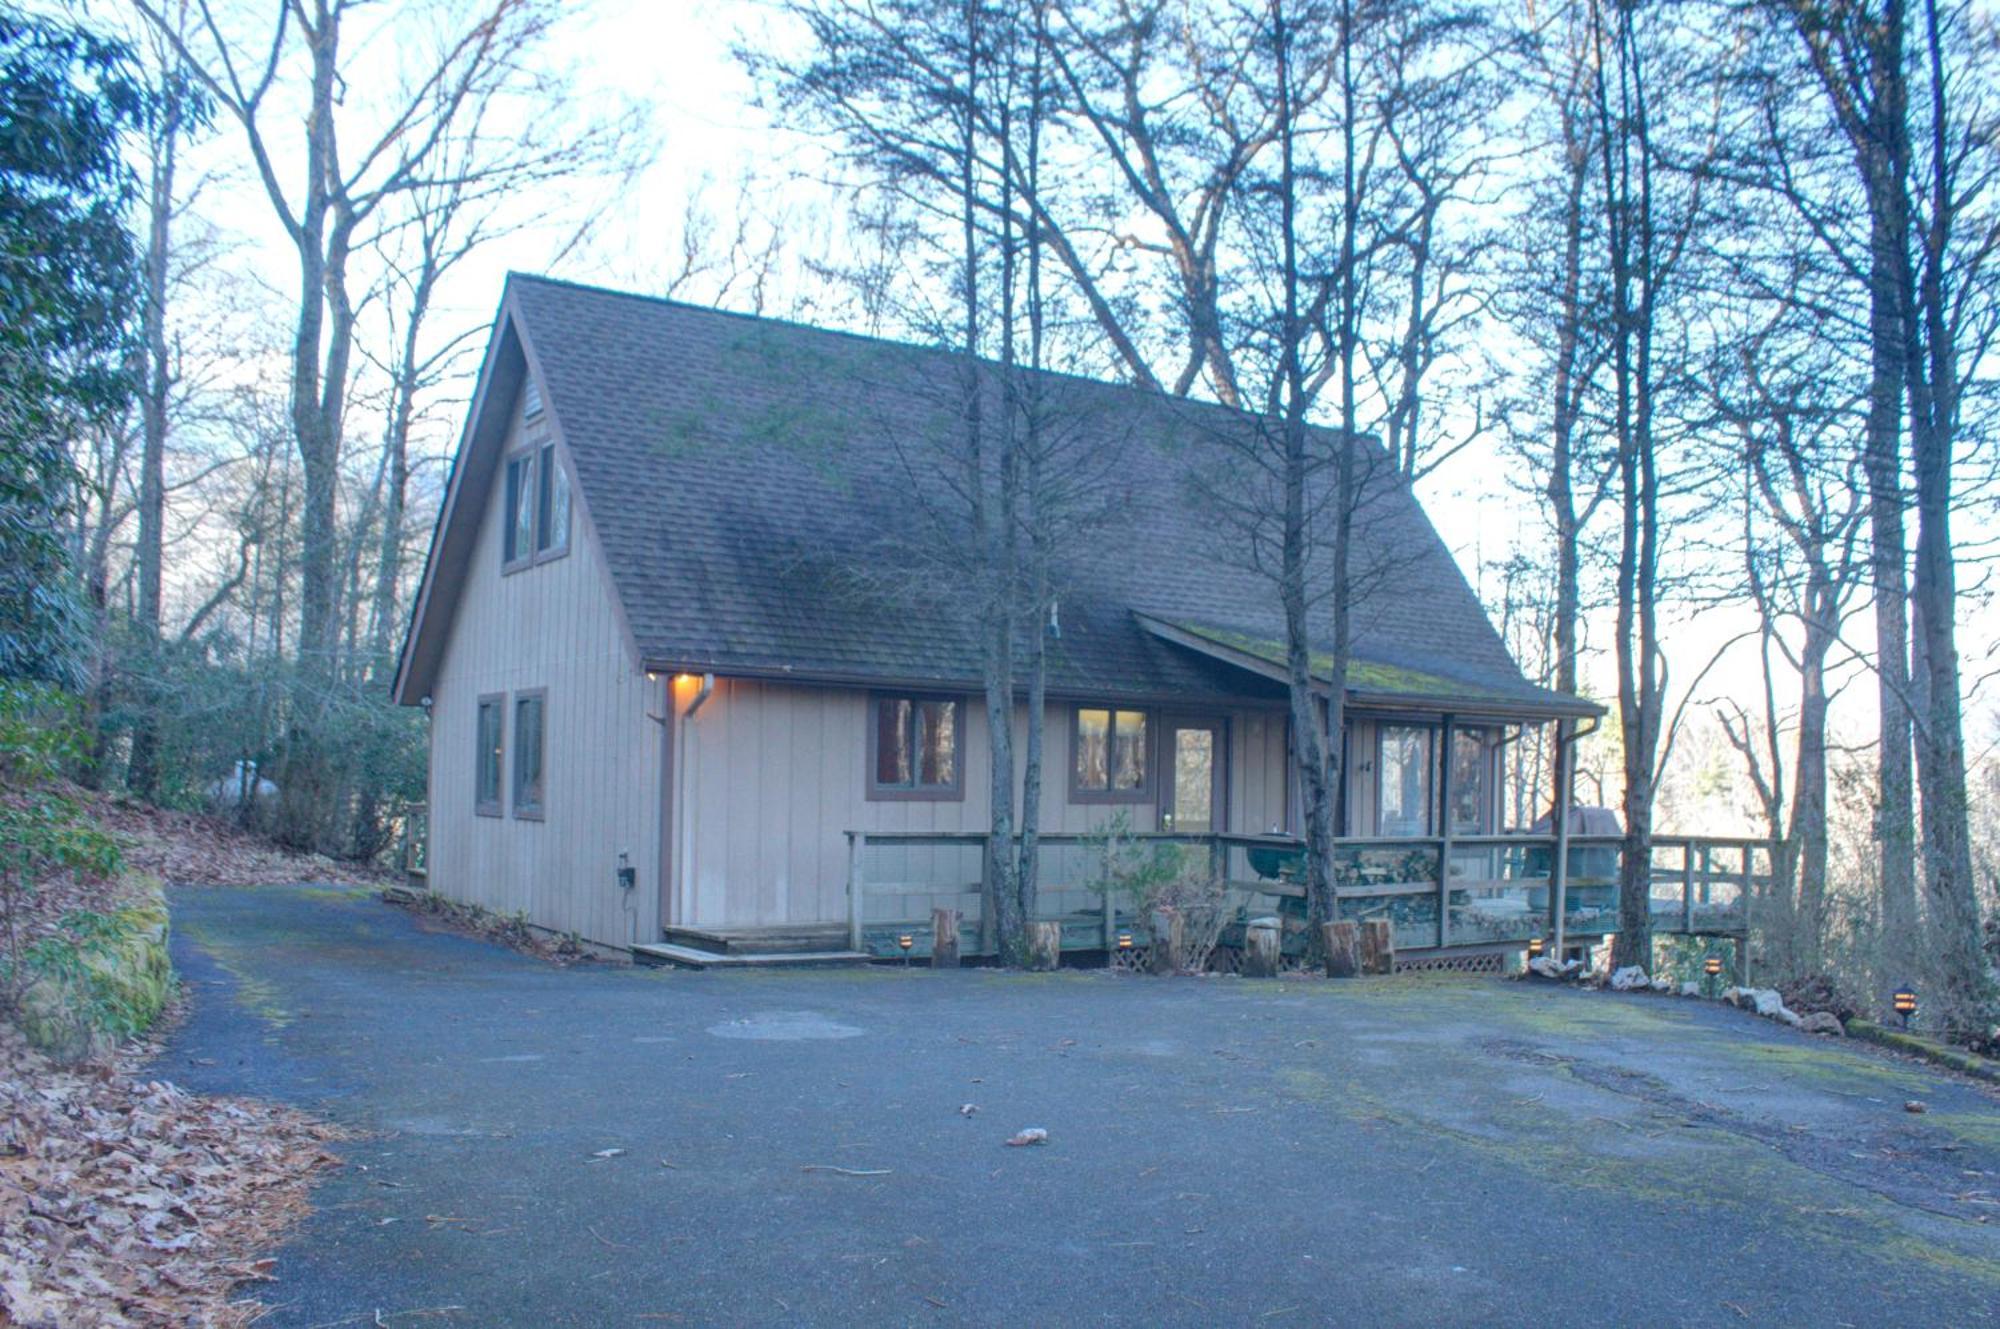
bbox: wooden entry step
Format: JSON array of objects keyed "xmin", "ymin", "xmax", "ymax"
[
  {"xmin": 632, "ymin": 941, "xmax": 871, "ymax": 970},
  {"xmin": 658, "ymin": 924, "xmax": 856, "ymax": 956}
]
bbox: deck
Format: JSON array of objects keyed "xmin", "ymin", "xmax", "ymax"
[{"xmin": 842, "ymin": 829, "xmax": 1766, "ymax": 973}]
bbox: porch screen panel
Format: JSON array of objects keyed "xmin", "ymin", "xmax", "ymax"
[
  {"xmin": 1377, "ymin": 725, "xmax": 1432, "ymax": 836},
  {"xmin": 1450, "ymin": 728, "xmax": 1489, "ymax": 833}
]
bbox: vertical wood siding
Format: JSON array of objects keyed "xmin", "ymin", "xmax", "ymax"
[
  {"xmin": 671, "ymin": 680, "xmax": 1293, "ymax": 929},
  {"xmin": 426, "ymin": 387, "xmax": 661, "ymax": 948}
]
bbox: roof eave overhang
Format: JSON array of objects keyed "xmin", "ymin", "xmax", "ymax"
[
  {"xmin": 636, "ymin": 657, "xmax": 1290, "ymax": 710},
  {"xmin": 1131, "ymin": 611, "xmax": 1604, "ymax": 723}
]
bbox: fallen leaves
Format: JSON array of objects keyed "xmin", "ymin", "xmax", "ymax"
[
  {"xmin": 0, "ymin": 1022, "xmax": 342, "ymax": 1328},
  {"xmin": 92, "ymin": 795, "xmax": 392, "ymax": 891}
]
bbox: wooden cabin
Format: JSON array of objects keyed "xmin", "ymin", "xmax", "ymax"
[{"xmin": 392, "ymin": 275, "xmax": 1598, "ymax": 959}]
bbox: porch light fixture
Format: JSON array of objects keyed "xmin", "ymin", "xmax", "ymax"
[{"xmin": 1893, "ymin": 985, "xmax": 1917, "ymax": 1028}]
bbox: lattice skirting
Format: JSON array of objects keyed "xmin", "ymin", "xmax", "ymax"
[{"xmin": 1394, "ymin": 951, "xmax": 1506, "ymax": 975}]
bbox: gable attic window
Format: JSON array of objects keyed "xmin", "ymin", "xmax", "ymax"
[
  {"xmin": 868, "ymin": 695, "xmax": 962, "ymax": 800},
  {"xmin": 1071, "ymin": 706, "xmax": 1150, "ymax": 802},
  {"xmin": 512, "ymin": 689, "xmax": 546, "ymax": 819},
  {"xmin": 502, "ymin": 443, "xmax": 570, "ymax": 570},
  {"xmin": 522, "ymin": 376, "xmax": 543, "ymax": 419},
  {"xmin": 475, "ymin": 695, "xmax": 503, "ymax": 817}
]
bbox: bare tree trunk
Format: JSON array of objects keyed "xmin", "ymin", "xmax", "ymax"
[
  {"xmin": 1591, "ymin": 0, "xmax": 1665, "ymax": 974},
  {"xmin": 1904, "ymin": 0, "xmax": 1983, "ymax": 1026},
  {"xmin": 1546, "ymin": 95, "xmax": 1590, "ymax": 822},
  {"xmin": 127, "ymin": 72, "xmax": 182, "ymax": 800}
]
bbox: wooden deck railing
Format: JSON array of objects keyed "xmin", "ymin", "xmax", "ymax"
[{"xmin": 840, "ymin": 828, "xmax": 1769, "ymax": 968}]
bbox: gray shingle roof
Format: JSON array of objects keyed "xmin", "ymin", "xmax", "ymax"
[{"xmin": 478, "ymin": 274, "xmax": 1584, "ymax": 715}]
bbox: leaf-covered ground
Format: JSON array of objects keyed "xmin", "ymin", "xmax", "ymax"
[
  {"xmin": 0, "ymin": 1019, "xmax": 342, "ymax": 1327},
  {"xmin": 1, "ymin": 797, "xmax": 363, "ymax": 1326},
  {"xmin": 92, "ymin": 797, "xmax": 395, "ymax": 892}
]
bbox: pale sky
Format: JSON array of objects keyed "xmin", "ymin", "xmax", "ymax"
[{"xmin": 108, "ymin": 0, "xmax": 2000, "ymax": 782}]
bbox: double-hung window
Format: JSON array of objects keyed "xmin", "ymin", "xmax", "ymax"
[
  {"xmin": 1072, "ymin": 706, "xmax": 1149, "ymax": 801},
  {"xmin": 502, "ymin": 442, "xmax": 570, "ymax": 569},
  {"xmin": 869, "ymin": 695, "xmax": 961, "ymax": 799}
]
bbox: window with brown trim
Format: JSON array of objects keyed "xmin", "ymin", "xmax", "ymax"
[
  {"xmin": 502, "ymin": 443, "xmax": 569, "ymax": 570},
  {"xmin": 475, "ymin": 695, "xmax": 503, "ymax": 817},
  {"xmin": 868, "ymin": 695, "xmax": 962, "ymax": 800},
  {"xmin": 1071, "ymin": 705, "xmax": 1150, "ymax": 801},
  {"xmin": 512, "ymin": 690, "xmax": 546, "ymax": 819}
]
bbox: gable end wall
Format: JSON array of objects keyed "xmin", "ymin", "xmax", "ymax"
[{"xmin": 426, "ymin": 384, "xmax": 662, "ymax": 948}]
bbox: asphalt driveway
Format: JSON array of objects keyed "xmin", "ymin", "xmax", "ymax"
[{"xmin": 155, "ymin": 885, "xmax": 1999, "ymax": 1327}]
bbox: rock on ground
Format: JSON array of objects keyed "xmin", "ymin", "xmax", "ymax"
[
  {"xmin": 1609, "ymin": 965, "xmax": 1651, "ymax": 991},
  {"xmin": 1799, "ymin": 1011, "xmax": 1845, "ymax": 1036}
]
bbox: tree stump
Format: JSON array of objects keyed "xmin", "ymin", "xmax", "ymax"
[
  {"xmin": 1147, "ymin": 907, "xmax": 1183, "ymax": 976},
  {"xmin": 1026, "ymin": 921, "xmax": 1062, "ymax": 971},
  {"xmin": 1322, "ymin": 921, "xmax": 1360, "ymax": 978},
  {"xmin": 1243, "ymin": 917, "xmax": 1281, "ymax": 977},
  {"xmin": 931, "ymin": 907, "xmax": 960, "ymax": 969},
  {"xmin": 1359, "ymin": 919, "xmax": 1395, "ymax": 976}
]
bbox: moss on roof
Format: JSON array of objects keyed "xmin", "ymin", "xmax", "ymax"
[{"xmin": 1167, "ymin": 621, "xmax": 1520, "ymax": 703}]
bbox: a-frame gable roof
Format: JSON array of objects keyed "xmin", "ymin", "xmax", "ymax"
[{"xmin": 397, "ymin": 273, "xmax": 1588, "ymax": 717}]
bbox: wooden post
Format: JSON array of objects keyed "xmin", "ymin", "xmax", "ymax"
[
  {"xmin": 932, "ymin": 907, "xmax": 960, "ymax": 969},
  {"xmin": 1680, "ymin": 841, "xmax": 1695, "ymax": 935},
  {"xmin": 1550, "ymin": 719, "xmax": 1574, "ymax": 960},
  {"xmin": 1322, "ymin": 921, "xmax": 1360, "ymax": 978},
  {"xmin": 1027, "ymin": 921, "xmax": 1062, "ymax": 971},
  {"xmin": 1148, "ymin": 906, "xmax": 1182, "ymax": 976},
  {"xmin": 1102, "ymin": 884, "xmax": 1115, "ymax": 953},
  {"xmin": 1243, "ymin": 918, "xmax": 1280, "ymax": 977},
  {"xmin": 1360, "ymin": 918, "xmax": 1395, "ymax": 976},
  {"xmin": 1436, "ymin": 715, "xmax": 1456, "ymax": 949},
  {"xmin": 846, "ymin": 833, "xmax": 864, "ymax": 953},
  {"xmin": 1739, "ymin": 844, "xmax": 1756, "ymax": 987}
]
